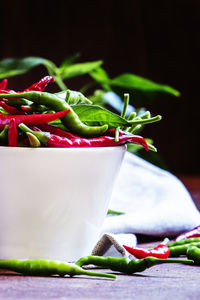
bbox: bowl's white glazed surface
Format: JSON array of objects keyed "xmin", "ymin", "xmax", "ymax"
[{"xmin": 0, "ymin": 146, "xmax": 126, "ymax": 261}]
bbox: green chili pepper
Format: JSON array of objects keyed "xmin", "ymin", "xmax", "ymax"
[
  {"xmin": 0, "ymin": 124, "xmax": 9, "ymax": 144},
  {"xmin": 76, "ymin": 256, "xmax": 193, "ymax": 274},
  {"xmin": 107, "ymin": 209, "xmax": 125, "ymax": 215},
  {"xmin": 169, "ymin": 242, "xmax": 200, "ymax": 257},
  {"xmin": 4, "ymin": 98, "xmax": 33, "ymax": 107},
  {"xmin": 0, "ymin": 91, "xmax": 108, "ymax": 137},
  {"xmin": 128, "ymin": 115, "xmax": 162, "ymax": 125},
  {"xmin": 0, "ymin": 259, "xmax": 116, "ymax": 279},
  {"xmin": 168, "ymin": 237, "xmax": 200, "ymax": 247},
  {"xmin": 21, "ymin": 104, "xmax": 48, "ymax": 113},
  {"xmin": 127, "ymin": 112, "xmax": 137, "ymax": 120},
  {"xmin": 186, "ymin": 245, "xmax": 200, "ymax": 265}
]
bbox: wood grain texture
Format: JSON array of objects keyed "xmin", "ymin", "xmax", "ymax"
[{"xmin": 0, "ymin": 263, "xmax": 200, "ymax": 300}]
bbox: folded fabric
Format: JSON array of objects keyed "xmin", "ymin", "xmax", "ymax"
[
  {"xmin": 92, "ymin": 152, "xmax": 200, "ymax": 257},
  {"xmin": 92, "ymin": 233, "xmax": 137, "ymax": 258}
]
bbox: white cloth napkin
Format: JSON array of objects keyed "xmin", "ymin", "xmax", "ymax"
[{"xmin": 92, "ymin": 152, "xmax": 200, "ymax": 257}]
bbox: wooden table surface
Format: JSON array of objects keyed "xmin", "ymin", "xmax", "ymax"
[{"xmin": 0, "ymin": 176, "xmax": 200, "ymax": 300}]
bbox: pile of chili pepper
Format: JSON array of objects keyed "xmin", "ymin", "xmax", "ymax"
[
  {"xmin": 0, "ymin": 76, "xmax": 154, "ymax": 149},
  {"xmin": 167, "ymin": 225, "xmax": 200, "ymax": 257},
  {"xmin": 121, "ymin": 226, "xmax": 200, "ymax": 260},
  {"xmin": 74, "ymin": 227, "xmax": 200, "ymax": 276},
  {"xmin": 1, "ymin": 226, "xmax": 200, "ymax": 278}
]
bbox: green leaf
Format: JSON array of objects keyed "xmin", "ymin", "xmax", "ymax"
[
  {"xmin": 59, "ymin": 53, "xmax": 81, "ymax": 69},
  {"xmin": 0, "ymin": 57, "xmax": 47, "ymax": 79},
  {"xmin": 90, "ymin": 66, "xmax": 111, "ymax": 90},
  {"xmin": 72, "ymin": 104, "xmax": 130, "ymax": 128},
  {"xmin": 88, "ymin": 90, "xmax": 107, "ymax": 106},
  {"xmin": 109, "ymin": 73, "xmax": 180, "ymax": 97},
  {"xmin": 59, "ymin": 60, "xmax": 103, "ymax": 79},
  {"xmin": 89, "ymin": 90, "xmax": 135, "ymax": 114}
]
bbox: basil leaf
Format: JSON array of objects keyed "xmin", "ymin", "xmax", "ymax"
[
  {"xmin": 88, "ymin": 90, "xmax": 107, "ymax": 106},
  {"xmin": 90, "ymin": 66, "xmax": 111, "ymax": 91},
  {"xmin": 89, "ymin": 90, "xmax": 135, "ymax": 115},
  {"xmin": 72, "ymin": 104, "xmax": 130, "ymax": 128},
  {"xmin": 59, "ymin": 53, "xmax": 80, "ymax": 69},
  {"xmin": 0, "ymin": 57, "xmax": 47, "ymax": 79},
  {"xmin": 59, "ymin": 60, "xmax": 103, "ymax": 79},
  {"xmin": 109, "ymin": 73, "xmax": 180, "ymax": 97}
]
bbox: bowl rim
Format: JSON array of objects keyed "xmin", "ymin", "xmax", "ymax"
[{"xmin": 0, "ymin": 145, "xmax": 126, "ymax": 152}]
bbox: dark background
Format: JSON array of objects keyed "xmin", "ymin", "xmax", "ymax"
[{"xmin": 0, "ymin": 0, "xmax": 199, "ymax": 175}]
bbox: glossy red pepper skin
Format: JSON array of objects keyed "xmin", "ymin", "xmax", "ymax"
[
  {"xmin": 0, "ymin": 101, "xmax": 25, "ymax": 115},
  {"xmin": 24, "ymin": 76, "xmax": 54, "ymax": 92},
  {"xmin": 123, "ymin": 243, "xmax": 170, "ymax": 259},
  {"xmin": 0, "ymin": 109, "xmax": 70, "ymax": 130},
  {"xmin": 47, "ymin": 133, "xmax": 149, "ymax": 150},
  {"xmin": 38, "ymin": 123, "xmax": 80, "ymax": 139},
  {"xmin": 0, "ymin": 76, "xmax": 54, "ymax": 95},
  {"xmin": 8, "ymin": 118, "xmax": 18, "ymax": 147},
  {"xmin": 0, "ymin": 79, "xmax": 8, "ymax": 90}
]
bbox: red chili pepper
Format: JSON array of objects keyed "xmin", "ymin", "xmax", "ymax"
[
  {"xmin": 0, "ymin": 101, "xmax": 25, "ymax": 115},
  {"xmin": 0, "ymin": 89, "xmax": 15, "ymax": 94},
  {"xmin": 123, "ymin": 243, "xmax": 170, "ymax": 259},
  {"xmin": 24, "ymin": 76, "xmax": 54, "ymax": 92},
  {"xmin": 38, "ymin": 123, "xmax": 80, "ymax": 139},
  {"xmin": 47, "ymin": 133, "xmax": 149, "ymax": 150},
  {"xmin": 174, "ymin": 225, "xmax": 200, "ymax": 241},
  {"xmin": 0, "ymin": 109, "xmax": 70, "ymax": 130},
  {"xmin": 0, "ymin": 79, "xmax": 8, "ymax": 90},
  {"xmin": 0, "ymin": 76, "xmax": 54, "ymax": 96},
  {"xmin": 8, "ymin": 118, "xmax": 18, "ymax": 147},
  {"xmin": 18, "ymin": 123, "xmax": 149, "ymax": 149}
]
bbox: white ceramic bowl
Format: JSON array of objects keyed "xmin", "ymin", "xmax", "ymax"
[{"xmin": 0, "ymin": 145, "xmax": 126, "ymax": 261}]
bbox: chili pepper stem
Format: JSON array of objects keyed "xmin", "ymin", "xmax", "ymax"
[
  {"xmin": 115, "ymin": 127, "xmax": 120, "ymax": 142},
  {"xmin": 162, "ymin": 238, "xmax": 170, "ymax": 245},
  {"xmin": 75, "ymin": 268, "xmax": 116, "ymax": 279},
  {"xmin": 129, "ymin": 115, "xmax": 162, "ymax": 125},
  {"xmin": 19, "ymin": 123, "xmax": 50, "ymax": 145},
  {"xmin": 121, "ymin": 93, "xmax": 129, "ymax": 119},
  {"xmin": 144, "ymin": 257, "xmax": 194, "ymax": 268}
]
